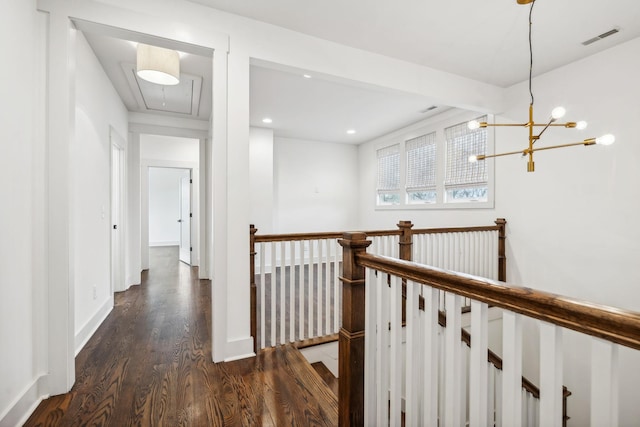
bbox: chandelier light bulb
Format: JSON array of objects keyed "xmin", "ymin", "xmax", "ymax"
[
  {"xmin": 468, "ymin": 155, "xmax": 478, "ymax": 163},
  {"xmin": 551, "ymin": 106, "xmax": 566, "ymax": 120},
  {"xmin": 595, "ymin": 134, "xmax": 615, "ymax": 146},
  {"xmin": 467, "ymin": 120, "xmax": 481, "ymax": 130},
  {"xmin": 576, "ymin": 121, "xmax": 588, "ymax": 130}
]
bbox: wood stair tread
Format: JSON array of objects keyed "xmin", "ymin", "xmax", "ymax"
[{"xmin": 311, "ymin": 361, "xmax": 339, "ymax": 397}]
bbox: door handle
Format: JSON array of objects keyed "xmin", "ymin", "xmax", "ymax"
[{"xmin": 177, "ymin": 219, "xmax": 182, "ymax": 223}]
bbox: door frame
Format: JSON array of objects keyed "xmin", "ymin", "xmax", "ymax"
[
  {"xmin": 110, "ymin": 129, "xmax": 126, "ymax": 293},
  {"xmin": 41, "ymin": 0, "xmax": 230, "ymax": 395},
  {"xmin": 141, "ymin": 160, "xmax": 199, "ymax": 271},
  {"xmin": 178, "ymin": 169, "xmax": 192, "ymax": 265}
]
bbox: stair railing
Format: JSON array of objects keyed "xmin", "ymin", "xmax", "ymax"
[
  {"xmin": 250, "ymin": 219, "xmax": 506, "ymax": 351},
  {"xmin": 338, "ymin": 232, "xmax": 640, "ymax": 427}
]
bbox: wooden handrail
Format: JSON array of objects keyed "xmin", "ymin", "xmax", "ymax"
[
  {"xmin": 254, "ymin": 229, "xmax": 400, "ymax": 243},
  {"xmin": 356, "ymin": 252, "xmax": 640, "ymax": 351},
  {"xmin": 254, "ymin": 222, "xmax": 504, "ymax": 243},
  {"xmin": 411, "ymin": 225, "xmax": 500, "ymax": 234}
]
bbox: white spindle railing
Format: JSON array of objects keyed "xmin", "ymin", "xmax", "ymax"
[
  {"xmin": 343, "ymin": 242, "xmax": 640, "ymax": 427},
  {"xmin": 253, "ymin": 233, "xmax": 402, "ymax": 349},
  {"xmin": 364, "ymin": 274, "xmax": 544, "ymax": 427},
  {"xmin": 252, "ymin": 221, "xmax": 505, "ymax": 351},
  {"xmin": 413, "ymin": 230, "xmax": 499, "ymax": 310},
  {"xmin": 255, "ymin": 237, "xmax": 343, "ymax": 349}
]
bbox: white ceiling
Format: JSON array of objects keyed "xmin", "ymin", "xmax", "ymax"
[
  {"xmin": 77, "ymin": 20, "xmax": 213, "ymax": 121},
  {"xmin": 250, "ymin": 64, "xmax": 449, "ymax": 144},
  {"xmin": 77, "ymin": 1, "xmax": 640, "ymax": 144},
  {"xmin": 189, "ymin": 0, "xmax": 640, "ymax": 88}
]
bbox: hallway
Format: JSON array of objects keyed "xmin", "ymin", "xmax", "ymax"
[{"xmin": 25, "ymin": 247, "xmax": 337, "ymax": 426}]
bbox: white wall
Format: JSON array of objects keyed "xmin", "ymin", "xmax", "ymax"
[
  {"xmin": 274, "ymin": 137, "xmax": 359, "ymax": 233},
  {"xmin": 140, "ymin": 134, "xmax": 200, "ymax": 162},
  {"xmin": 148, "ymin": 167, "xmax": 189, "ymax": 246},
  {"xmin": 0, "ymin": 1, "xmax": 43, "ymax": 425},
  {"xmin": 249, "ymin": 127, "xmax": 274, "ymax": 234},
  {"xmin": 73, "ymin": 31, "xmax": 129, "ymax": 354},
  {"xmin": 357, "ymin": 37, "xmax": 640, "ymax": 426}
]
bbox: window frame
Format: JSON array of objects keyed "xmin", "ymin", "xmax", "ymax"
[{"xmin": 374, "ymin": 111, "xmax": 495, "ymax": 211}]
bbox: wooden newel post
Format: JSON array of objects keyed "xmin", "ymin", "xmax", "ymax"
[
  {"xmin": 397, "ymin": 220, "xmax": 414, "ymax": 262},
  {"xmin": 250, "ymin": 224, "xmax": 258, "ymax": 353},
  {"xmin": 338, "ymin": 232, "xmax": 372, "ymax": 427},
  {"xmin": 495, "ymin": 218, "xmax": 507, "ymax": 282}
]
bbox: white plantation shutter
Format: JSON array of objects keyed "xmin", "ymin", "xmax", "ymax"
[
  {"xmin": 445, "ymin": 116, "xmax": 488, "ymax": 191},
  {"xmin": 406, "ymin": 132, "xmax": 436, "ymax": 191},
  {"xmin": 377, "ymin": 144, "xmax": 400, "ymax": 191}
]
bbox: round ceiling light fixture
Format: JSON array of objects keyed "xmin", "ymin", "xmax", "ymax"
[{"xmin": 136, "ymin": 43, "xmax": 180, "ymax": 85}]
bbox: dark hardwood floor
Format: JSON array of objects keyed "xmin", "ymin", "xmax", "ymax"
[{"xmin": 25, "ymin": 246, "xmax": 338, "ymax": 426}]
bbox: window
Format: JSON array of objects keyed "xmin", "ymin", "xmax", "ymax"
[
  {"xmin": 376, "ymin": 144, "xmax": 400, "ymax": 205},
  {"xmin": 444, "ymin": 116, "xmax": 488, "ymax": 202},
  {"xmin": 374, "ymin": 113, "xmax": 493, "ymax": 209},
  {"xmin": 406, "ymin": 132, "xmax": 437, "ymax": 204}
]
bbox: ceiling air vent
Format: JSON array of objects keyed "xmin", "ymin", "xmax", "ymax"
[
  {"xmin": 582, "ymin": 28, "xmax": 620, "ymax": 46},
  {"xmin": 420, "ymin": 105, "xmax": 438, "ymax": 113}
]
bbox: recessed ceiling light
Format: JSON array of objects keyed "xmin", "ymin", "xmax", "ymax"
[
  {"xmin": 262, "ymin": 118, "xmax": 273, "ymax": 124},
  {"xmin": 347, "ymin": 129, "xmax": 356, "ymax": 135},
  {"xmin": 303, "ymin": 74, "xmax": 312, "ymax": 79}
]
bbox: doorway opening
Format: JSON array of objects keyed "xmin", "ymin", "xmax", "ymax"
[{"xmin": 148, "ymin": 166, "xmax": 192, "ymax": 264}]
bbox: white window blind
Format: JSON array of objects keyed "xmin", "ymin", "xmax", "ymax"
[
  {"xmin": 406, "ymin": 132, "xmax": 436, "ymax": 190},
  {"xmin": 444, "ymin": 116, "xmax": 488, "ymax": 197},
  {"xmin": 377, "ymin": 144, "xmax": 400, "ymax": 191}
]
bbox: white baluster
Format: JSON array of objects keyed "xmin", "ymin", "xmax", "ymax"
[
  {"xmin": 317, "ymin": 239, "xmax": 323, "ymax": 337},
  {"xmin": 308, "ymin": 240, "xmax": 314, "ymax": 338},
  {"xmin": 539, "ymin": 321, "xmax": 563, "ymax": 427},
  {"xmin": 324, "ymin": 239, "xmax": 330, "ymax": 335},
  {"xmin": 389, "ymin": 275, "xmax": 402, "ymax": 427},
  {"xmin": 470, "ymin": 300, "xmax": 489, "ymax": 427},
  {"xmin": 502, "ymin": 311, "xmax": 523, "ymax": 427},
  {"xmin": 364, "ymin": 268, "xmax": 377, "ymax": 425},
  {"xmin": 375, "ymin": 270, "xmax": 389, "ymax": 424},
  {"xmin": 590, "ymin": 338, "xmax": 619, "ymax": 427},
  {"xmin": 270, "ymin": 241, "xmax": 276, "ymax": 347},
  {"xmin": 333, "ymin": 239, "xmax": 340, "ymax": 333},
  {"xmin": 298, "ymin": 240, "xmax": 305, "ymax": 341},
  {"xmin": 289, "ymin": 241, "xmax": 295, "ymax": 342},
  {"xmin": 405, "ymin": 280, "xmax": 420, "ymax": 426},
  {"xmin": 423, "ymin": 286, "xmax": 439, "ymax": 426},
  {"xmin": 279, "ymin": 242, "xmax": 286, "ymax": 344},
  {"xmin": 445, "ymin": 293, "xmax": 463, "ymax": 427},
  {"xmin": 260, "ymin": 242, "xmax": 266, "ymax": 349}
]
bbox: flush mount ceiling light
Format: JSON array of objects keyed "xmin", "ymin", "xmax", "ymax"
[
  {"xmin": 136, "ymin": 43, "xmax": 180, "ymax": 86},
  {"xmin": 346, "ymin": 129, "xmax": 356, "ymax": 135},
  {"xmin": 468, "ymin": 0, "xmax": 615, "ymax": 172},
  {"xmin": 262, "ymin": 117, "xmax": 273, "ymax": 124}
]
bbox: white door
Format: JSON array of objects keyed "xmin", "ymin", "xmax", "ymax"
[
  {"xmin": 179, "ymin": 171, "xmax": 191, "ymax": 264},
  {"xmin": 111, "ymin": 141, "xmax": 125, "ymax": 292}
]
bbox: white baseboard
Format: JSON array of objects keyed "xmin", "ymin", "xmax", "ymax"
[
  {"xmin": 75, "ymin": 297, "xmax": 113, "ymax": 356},
  {"xmin": 0, "ymin": 374, "xmax": 47, "ymax": 427},
  {"xmin": 224, "ymin": 337, "xmax": 255, "ymax": 362},
  {"xmin": 149, "ymin": 241, "xmax": 179, "ymax": 247}
]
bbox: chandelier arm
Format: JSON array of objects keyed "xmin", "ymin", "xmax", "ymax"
[
  {"xmin": 529, "ymin": 140, "xmax": 596, "ymax": 153},
  {"xmin": 476, "ymin": 138, "xmax": 597, "ymax": 161},
  {"xmin": 535, "ymin": 119, "xmax": 554, "ymax": 140},
  {"xmin": 478, "ymin": 149, "xmax": 528, "ymax": 160},
  {"xmin": 483, "ymin": 123, "xmax": 529, "ymax": 127},
  {"xmin": 531, "ymin": 123, "xmax": 577, "ymax": 127}
]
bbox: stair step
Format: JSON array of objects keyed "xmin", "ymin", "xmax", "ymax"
[{"xmin": 311, "ymin": 361, "xmax": 339, "ymax": 397}]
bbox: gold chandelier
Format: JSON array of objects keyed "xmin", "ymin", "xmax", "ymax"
[{"xmin": 468, "ymin": 0, "xmax": 615, "ymax": 172}]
